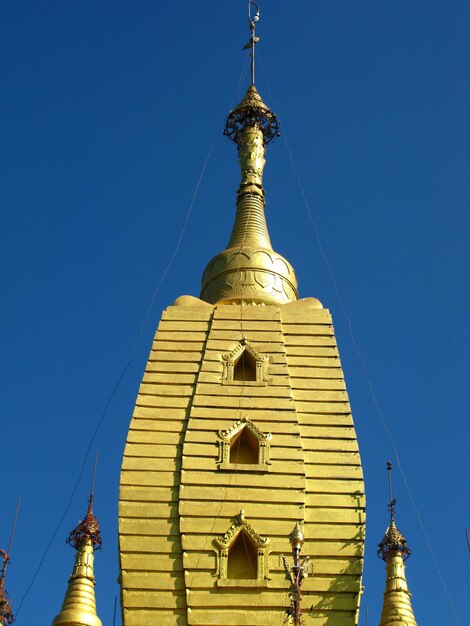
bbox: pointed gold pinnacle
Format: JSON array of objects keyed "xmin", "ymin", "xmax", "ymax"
[{"xmin": 52, "ymin": 495, "xmax": 103, "ymax": 626}]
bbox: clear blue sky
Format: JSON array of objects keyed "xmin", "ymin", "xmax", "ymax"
[{"xmin": 1, "ymin": 1, "xmax": 468, "ymax": 625}]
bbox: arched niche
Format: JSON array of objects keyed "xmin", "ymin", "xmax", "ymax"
[
  {"xmin": 214, "ymin": 511, "xmax": 270, "ymax": 587},
  {"xmin": 217, "ymin": 417, "xmax": 272, "ymax": 471},
  {"xmin": 221, "ymin": 339, "xmax": 270, "ymax": 385}
]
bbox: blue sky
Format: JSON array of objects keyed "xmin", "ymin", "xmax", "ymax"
[{"xmin": 1, "ymin": 1, "xmax": 468, "ymax": 624}]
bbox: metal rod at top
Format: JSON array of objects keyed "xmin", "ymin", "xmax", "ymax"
[
  {"xmin": 7, "ymin": 497, "xmax": 21, "ymax": 558},
  {"xmin": 386, "ymin": 460, "xmax": 395, "ymax": 520},
  {"xmin": 248, "ymin": 1, "xmax": 260, "ymax": 85},
  {"xmin": 250, "ymin": 22, "xmax": 255, "ymax": 84}
]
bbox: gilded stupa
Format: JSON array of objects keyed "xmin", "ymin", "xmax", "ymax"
[
  {"xmin": 52, "ymin": 494, "xmax": 103, "ymax": 626},
  {"xmin": 377, "ymin": 463, "xmax": 418, "ymax": 626},
  {"xmin": 118, "ymin": 6, "xmax": 367, "ymax": 626}
]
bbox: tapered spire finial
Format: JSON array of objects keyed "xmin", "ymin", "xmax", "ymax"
[
  {"xmin": 282, "ymin": 524, "xmax": 311, "ymax": 625},
  {"xmin": 0, "ymin": 550, "xmax": 13, "ymax": 626},
  {"xmin": 377, "ymin": 462, "xmax": 418, "ymax": 626},
  {"xmin": 0, "ymin": 498, "xmax": 20, "ymax": 626},
  {"xmin": 200, "ymin": 2, "xmax": 298, "ymax": 305},
  {"xmin": 52, "ymin": 473, "xmax": 103, "ymax": 626},
  {"xmin": 378, "ymin": 461, "xmax": 411, "ymax": 562}
]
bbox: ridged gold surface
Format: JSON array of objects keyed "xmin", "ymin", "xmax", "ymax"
[
  {"xmin": 118, "ymin": 299, "xmax": 365, "ymax": 625},
  {"xmin": 231, "ymin": 84, "xmax": 271, "ymax": 117},
  {"xmin": 52, "ymin": 540, "xmax": 102, "ymax": 626},
  {"xmin": 227, "ymin": 192, "xmax": 271, "ymax": 249},
  {"xmin": 379, "ymin": 550, "xmax": 418, "ymax": 626}
]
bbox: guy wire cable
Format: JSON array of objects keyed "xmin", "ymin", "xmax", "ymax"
[
  {"xmin": 154, "ymin": 51, "xmax": 251, "ymax": 604},
  {"xmin": 15, "ymin": 58, "xmax": 250, "ymax": 617},
  {"xmin": 257, "ymin": 52, "xmax": 463, "ymax": 626}
]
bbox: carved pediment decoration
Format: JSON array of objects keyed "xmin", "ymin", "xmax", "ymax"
[
  {"xmin": 213, "ymin": 510, "xmax": 270, "ymax": 583},
  {"xmin": 214, "ymin": 510, "xmax": 269, "ymax": 550},
  {"xmin": 218, "ymin": 416, "xmax": 271, "ymax": 443},
  {"xmin": 217, "ymin": 416, "xmax": 272, "ymax": 470},
  {"xmin": 221, "ymin": 338, "xmax": 270, "ymax": 385}
]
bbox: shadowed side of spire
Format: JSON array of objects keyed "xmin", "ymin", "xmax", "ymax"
[
  {"xmin": 52, "ymin": 496, "xmax": 102, "ymax": 626},
  {"xmin": 377, "ymin": 462, "xmax": 418, "ymax": 626}
]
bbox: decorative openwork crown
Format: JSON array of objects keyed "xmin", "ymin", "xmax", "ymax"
[
  {"xmin": 225, "ymin": 85, "xmax": 280, "ymax": 146},
  {"xmin": 377, "ymin": 516, "xmax": 411, "ymax": 562},
  {"xmin": 0, "ymin": 583, "xmax": 14, "ymax": 626},
  {"xmin": 66, "ymin": 495, "xmax": 102, "ymax": 551},
  {"xmin": 0, "ymin": 549, "xmax": 13, "ymax": 625}
]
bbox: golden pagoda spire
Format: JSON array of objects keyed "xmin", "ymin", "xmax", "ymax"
[
  {"xmin": 200, "ymin": 3, "xmax": 298, "ymax": 305},
  {"xmin": 52, "ymin": 494, "xmax": 103, "ymax": 626},
  {"xmin": 377, "ymin": 462, "xmax": 418, "ymax": 626}
]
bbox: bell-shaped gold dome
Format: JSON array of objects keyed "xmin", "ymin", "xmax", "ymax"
[{"xmin": 200, "ymin": 85, "xmax": 298, "ymax": 305}]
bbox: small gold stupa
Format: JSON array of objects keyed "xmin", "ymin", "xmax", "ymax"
[
  {"xmin": 52, "ymin": 495, "xmax": 102, "ymax": 626},
  {"xmin": 377, "ymin": 463, "xmax": 418, "ymax": 626}
]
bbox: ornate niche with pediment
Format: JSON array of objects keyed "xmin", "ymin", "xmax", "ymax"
[
  {"xmin": 217, "ymin": 416, "xmax": 272, "ymax": 471},
  {"xmin": 213, "ymin": 510, "xmax": 270, "ymax": 587},
  {"xmin": 221, "ymin": 339, "xmax": 270, "ymax": 385}
]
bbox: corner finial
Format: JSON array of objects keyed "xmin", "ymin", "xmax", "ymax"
[
  {"xmin": 282, "ymin": 524, "xmax": 311, "ymax": 625},
  {"xmin": 67, "ymin": 454, "xmax": 102, "ymax": 552},
  {"xmin": 52, "ymin": 459, "xmax": 103, "ymax": 626},
  {"xmin": 0, "ymin": 498, "xmax": 21, "ymax": 626},
  {"xmin": 0, "ymin": 550, "xmax": 13, "ymax": 626},
  {"xmin": 378, "ymin": 461, "xmax": 411, "ymax": 562},
  {"xmin": 66, "ymin": 493, "xmax": 102, "ymax": 552},
  {"xmin": 377, "ymin": 462, "xmax": 418, "ymax": 626},
  {"xmin": 243, "ymin": 1, "xmax": 260, "ymax": 85}
]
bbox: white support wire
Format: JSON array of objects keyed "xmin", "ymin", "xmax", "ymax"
[
  {"xmin": 15, "ymin": 58, "xmax": 252, "ymax": 618},
  {"xmin": 257, "ymin": 53, "xmax": 463, "ymax": 626}
]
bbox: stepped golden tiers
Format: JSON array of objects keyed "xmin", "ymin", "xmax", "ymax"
[{"xmin": 118, "ymin": 75, "xmax": 366, "ymax": 625}]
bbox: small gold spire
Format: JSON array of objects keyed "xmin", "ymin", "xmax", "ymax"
[
  {"xmin": 377, "ymin": 462, "xmax": 418, "ymax": 626},
  {"xmin": 52, "ymin": 495, "xmax": 103, "ymax": 626},
  {"xmin": 200, "ymin": 84, "xmax": 298, "ymax": 305},
  {"xmin": 282, "ymin": 524, "xmax": 311, "ymax": 625},
  {"xmin": 289, "ymin": 522, "xmax": 305, "ymax": 551}
]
